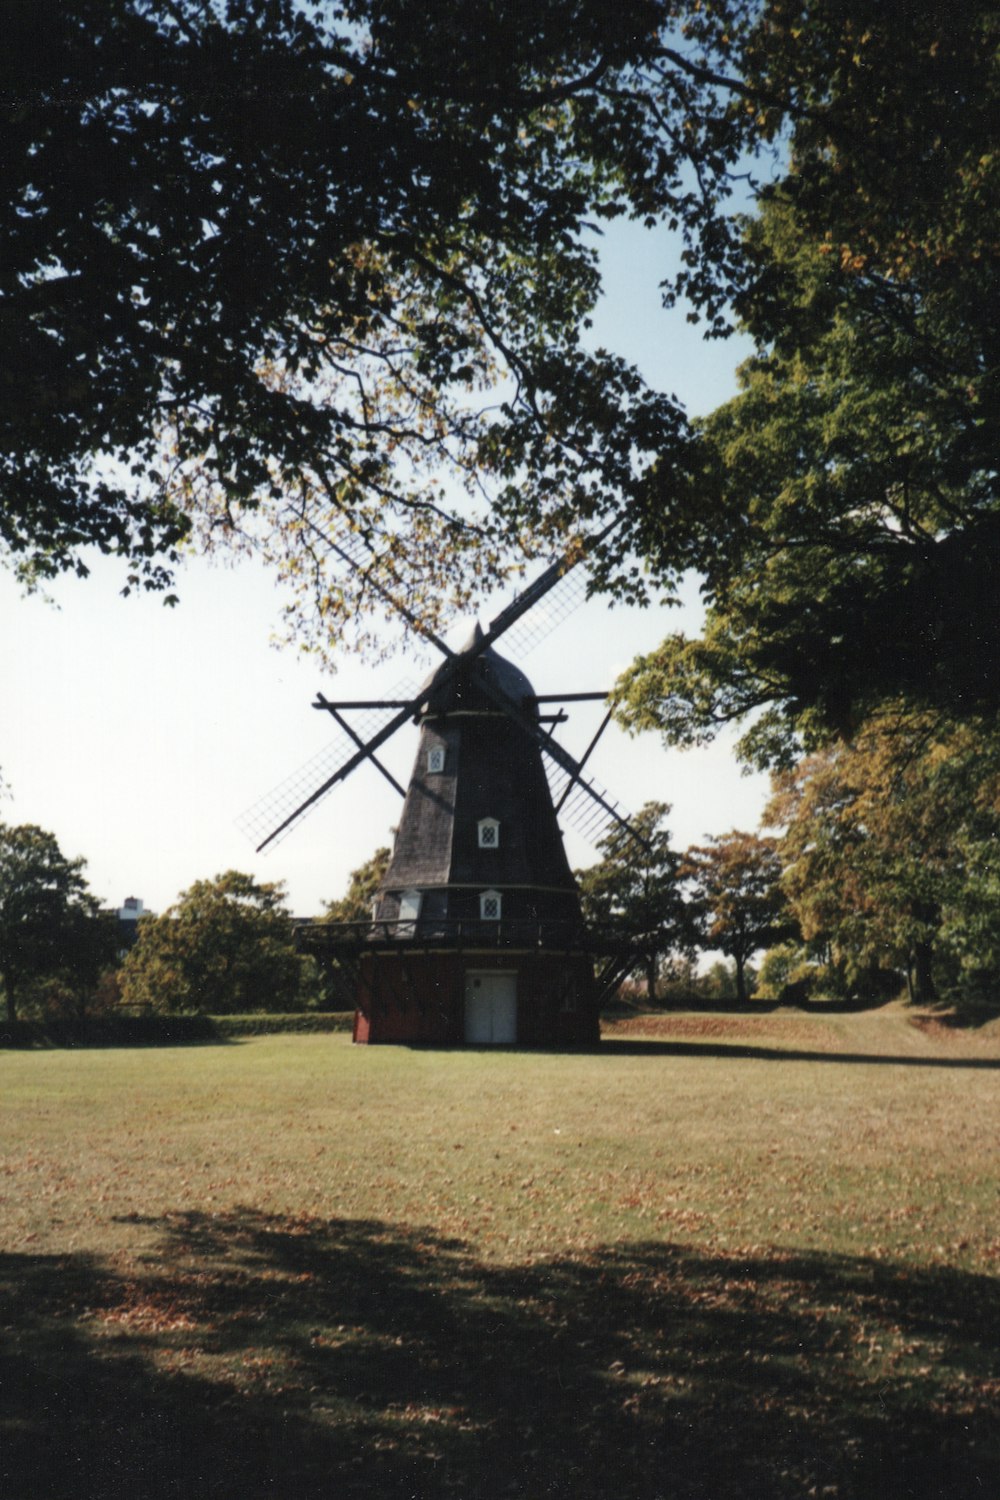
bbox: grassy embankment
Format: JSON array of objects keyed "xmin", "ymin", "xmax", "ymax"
[{"xmin": 2, "ymin": 1004, "xmax": 999, "ymax": 1498}]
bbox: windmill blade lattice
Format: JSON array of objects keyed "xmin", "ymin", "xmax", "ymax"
[
  {"xmin": 542, "ymin": 753, "xmax": 633, "ymax": 850},
  {"xmin": 316, "ymin": 524, "xmax": 384, "ymax": 586},
  {"xmin": 489, "ymin": 561, "xmax": 590, "ymax": 660},
  {"xmin": 237, "ymin": 678, "xmax": 416, "ymax": 850},
  {"xmin": 328, "ymin": 678, "xmax": 419, "ymax": 740}
]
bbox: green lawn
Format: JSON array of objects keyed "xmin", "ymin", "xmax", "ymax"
[{"xmin": 2, "ymin": 1006, "xmax": 999, "ymax": 1497}]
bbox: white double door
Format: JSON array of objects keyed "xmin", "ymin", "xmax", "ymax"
[{"xmin": 464, "ymin": 971, "xmax": 517, "ymax": 1044}]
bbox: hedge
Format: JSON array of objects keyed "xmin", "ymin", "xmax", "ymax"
[{"xmin": 0, "ymin": 1011, "xmax": 356, "ymax": 1049}]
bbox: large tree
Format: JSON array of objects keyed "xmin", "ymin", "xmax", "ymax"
[
  {"xmin": 615, "ymin": 2, "xmax": 1000, "ymax": 762},
  {"xmin": 1, "ymin": 0, "xmax": 760, "ymax": 652},
  {"xmin": 0, "ymin": 822, "xmax": 100, "ymax": 1023},
  {"xmin": 767, "ymin": 717, "xmax": 1000, "ymax": 1006},
  {"xmin": 681, "ymin": 830, "xmax": 788, "ymax": 1004},
  {"xmin": 577, "ymin": 801, "xmax": 689, "ymax": 1002},
  {"xmin": 11, "ymin": 0, "xmax": 994, "ymax": 711},
  {"xmin": 118, "ymin": 870, "xmax": 310, "ymax": 1012}
]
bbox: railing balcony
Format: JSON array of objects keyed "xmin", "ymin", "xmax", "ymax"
[{"xmin": 294, "ymin": 917, "xmax": 648, "ymax": 957}]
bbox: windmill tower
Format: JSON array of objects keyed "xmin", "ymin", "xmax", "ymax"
[{"xmin": 243, "ymin": 533, "xmax": 644, "ymax": 1045}]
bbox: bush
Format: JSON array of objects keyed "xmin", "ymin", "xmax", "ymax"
[
  {"xmin": 0, "ymin": 1011, "xmax": 355, "ymax": 1048},
  {"xmin": 119, "ymin": 872, "xmax": 323, "ymax": 1014}
]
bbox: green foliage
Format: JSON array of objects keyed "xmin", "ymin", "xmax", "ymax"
[
  {"xmin": 0, "ymin": 1009, "xmax": 355, "ymax": 1048},
  {"xmin": 768, "ymin": 718, "xmax": 1000, "ymax": 1007},
  {"xmin": 16, "ymin": 0, "xmax": 996, "ymax": 700},
  {"xmin": 577, "ymin": 801, "xmax": 689, "ymax": 1000},
  {"xmin": 316, "ymin": 843, "xmax": 393, "ymax": 1008},
  {"xmin": 755, "ymin": 943, "xmax": 812, "ymax": 1004},
  {"xmin": 7, "ymin": 1010, "xmax": 356, "ymax": 1048},
  {"xmin": 698, "ymin": 958, "xmax": 750, "ymax": 1003},
  {"xmin": 208, "ymin": 1010, "xmax": 354, "ymax": 1037},
  {"xmin": 11, "ymin": 0, "xmax": 996, "ymax": 695},
  {"xmin": 753, "ymin": 941, "xmax": 864, "ymax": 1006},
  {"xmin": 681, "ymin": 831, "xmax": 789, "ymax": 1003},
  {"xmin": 0, "ymin": 0, "xmax": 758, "ymax": 648},
  {"xmin": 0, "ymin": 821, "xmax": 105, "ymax": 1023},
  {"xmin": 618, "ymin": 2, "xmax": 1000, "ymax": 759},
  {"xmin": 118, "ymin": 870, "xmax": 316, "ymax": 1013},
  {"xmin": 322, "ymin": 845, "xmax": 391, "ymax": 924}
]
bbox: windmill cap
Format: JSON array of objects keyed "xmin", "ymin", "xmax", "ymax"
[{"xmin": 417, "ymin": 622, "xmax": 536, "ymax": 717}]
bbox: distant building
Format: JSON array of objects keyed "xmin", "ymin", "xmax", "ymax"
[{"xmin": 115, "ymin": 896, "xmax": 147, "ymax": 951}]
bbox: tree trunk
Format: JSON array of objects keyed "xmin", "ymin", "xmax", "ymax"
[
  {"xmin": 4, "ymin": 974, "xmax": 16, "ymax": 1025},
  {"xmin": 645, "ymin": 954, "xmax": 658, "ymax": 1006},
  {"xmin": 734, "ymin": 954, "xmax": 748, "ymax": 1005},
  {"xmin": 911, "ymin": 941, "xmax": 937, "ymax": 1004}
]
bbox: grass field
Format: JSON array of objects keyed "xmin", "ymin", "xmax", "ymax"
[{"xmin": 2, "ymin": 1005, "xmax": 999, "ymax": 1498}]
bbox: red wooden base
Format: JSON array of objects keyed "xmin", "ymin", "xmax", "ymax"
[{"xmin": 353, "ymin": 949, "xmax": 599, "ymax": 1046}]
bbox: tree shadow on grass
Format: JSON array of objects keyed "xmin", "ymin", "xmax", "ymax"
[
  {"xmin": 600, "ymin": 1038, "xmax": 1000, "ymax": 1069},
  {"xmin": 2, "ymin": 1213, "xmax": 999, "ymax": 1499}
]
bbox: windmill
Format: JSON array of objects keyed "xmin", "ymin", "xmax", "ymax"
[{"xmin": 243, "ymin": 525, "xmax": 646, "ymax": 1045}]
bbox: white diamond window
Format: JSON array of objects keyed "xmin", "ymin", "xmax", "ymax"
[
  {"xmin": 480, "ymin": 889, "xmax": 502, "ymax": 921},
  {"xmin": 427, "ymin": 747, "xmax": 446, "ymax": 773},
  {"xmin": 478, "ymin": 818, "xmax": 500, "ymax": 849}
]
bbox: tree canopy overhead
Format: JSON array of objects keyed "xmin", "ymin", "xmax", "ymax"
[
  {"xmin": 3, "ymin": 0, "xmax": 757, "ymax": 651},
  {"xmin": 8, "ymin": 0, "xmax": 997, "ymax": 736}
]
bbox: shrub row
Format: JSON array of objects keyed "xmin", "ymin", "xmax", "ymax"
[
  {"xmin": 213, "ymin": 1012, "xmax": 355, "ymax": 1037},
  {"xmin": 0, "ymin": 1011, "xmax": 355, "ymax": 1048}
]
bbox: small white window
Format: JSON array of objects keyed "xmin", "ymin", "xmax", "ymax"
[
  {"xmin": 480, "ymin": 889, "xmax": 502, "ymax": 921},
  {"xmin": 427, "ymin": 747, "xmax": 446, "ymax": 773},
  {"xmin": 397, "ymin": 888, "xmax": 422, "ymax": 936},
  {"xmin": 478, "ymin": 818, "xmax": 500, "ymax": 849}
]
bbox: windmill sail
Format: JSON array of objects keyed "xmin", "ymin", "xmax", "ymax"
[
  {"xmin": 542, "ymin": 757, "xmax": 632, "ymax": 849},
  {"xmin": 237, "ymin": 733, "xmax": 363, "ymax": 852},
  {"xmin": 237, "ymin": 680, "xmax": 415, "ymax": 850},
  {"xmin": 242, "ymin": 513, "xmax": 645, "ymax": 854},
  {"xmin": 487, "ymin": 558, "xmax": 591, "ymax": 659}
]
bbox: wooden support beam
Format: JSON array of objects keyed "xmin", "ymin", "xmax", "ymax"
[
  {"xmin": 316, "ymin": 695, "xmax": 406, "ymax": 798},
  {"xmin": 555, "ymin": 707, "xmax": 613, "ymax": 815},
  {"xmin": 313, "ymin": 699, "xmax": 413, "ymax": 710},
  {"xmin": 530, "ymin": 692, "xmax": 610, "ymax": 703}
]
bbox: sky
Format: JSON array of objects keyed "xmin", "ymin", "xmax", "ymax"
[{"xmin": 0, "ymin": 219, "xmax": 770, "ymax": 917}]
